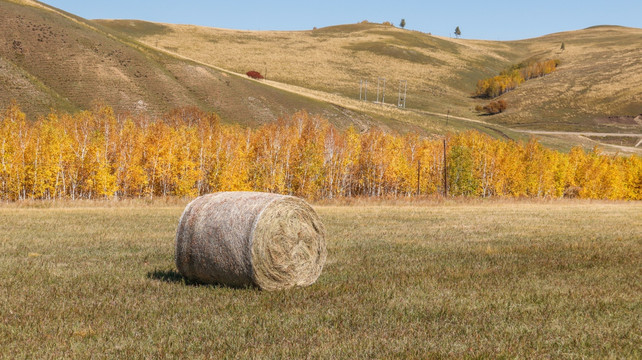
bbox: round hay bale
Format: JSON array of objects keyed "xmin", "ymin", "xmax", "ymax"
[{"xmin": 175, "ymin": 192, "xmax": 327, "ymax": 291}]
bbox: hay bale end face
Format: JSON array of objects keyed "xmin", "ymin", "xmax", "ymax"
[{"xmin": 175, "ymin": 192, "xmax": 327, "ymax": 291}]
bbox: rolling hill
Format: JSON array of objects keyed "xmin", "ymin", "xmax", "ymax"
[
  {"xmin": 0, "ymin": 0, "xmax": 370, "ymax": 127},
  {"xmin": 1, "ymin": 0, "xmax": 641, "ymax": 152},
  {"xmin": 99, "ymin": 20, "xmax": 642, "ymax": 133}
]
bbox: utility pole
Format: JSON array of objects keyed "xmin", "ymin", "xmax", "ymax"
[
  {"xmin": 403, "ymin": 81, "xmax": 407, "ymax": 108},
  {"xmin": 443, "ymin": 138, "xmax": 448, "ymax": 197},
  {"xmin": 376, "ymin": 77, "xmax": 386, "ymax": 104},
  {"xmin": 398, "ymin": 80, "xmax": 407, "ymax": 108},
  {"xmin": 359, "ymin": 80, "xmax": 369, "ymax": 101},
  {"xmin": 365, "ymin": 80, "xmax": 368, "ymax": 101}
]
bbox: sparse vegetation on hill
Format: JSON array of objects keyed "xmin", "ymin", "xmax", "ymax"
[{"xmin": 2, "ymin": 104, "xmax": 640, "ymax": 201}]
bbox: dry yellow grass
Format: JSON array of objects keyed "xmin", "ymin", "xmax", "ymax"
[{"xmin": 6, "ymin": 0, "xmax": 42, "ymax": 7}]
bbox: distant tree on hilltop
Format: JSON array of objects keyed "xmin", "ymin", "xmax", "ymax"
[
  {"xmin": 400, "ymin": 19, "xmax": 406, "ymax": 29},
  {"xmin": 454, "ymin": 26, "xmax": 461, "ymax": 38}
]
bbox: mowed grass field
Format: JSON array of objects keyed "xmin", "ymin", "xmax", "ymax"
[{"xmin": 1, "ymin": 200, "xmax": 640, "ymax": 358}]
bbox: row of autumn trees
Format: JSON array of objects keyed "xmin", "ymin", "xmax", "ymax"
[
  {"xmin": 1, "ymin": 103, "xmax": 641, "ymax": 201},
  {"xmin": 475, "ymin": 59, "xmax": 559, "ymax": 98}
]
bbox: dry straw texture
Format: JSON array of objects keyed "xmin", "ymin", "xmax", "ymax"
[{"xmin": 175, "ymin": 192, "xmax": 326, "ymax": 291}]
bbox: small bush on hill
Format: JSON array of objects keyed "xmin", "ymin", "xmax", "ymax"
[
  {"xmin": 246, "ymin": 71, "xmax": 264, "ymax": 80},
  {"xmin": 476, "ymin": 99, "xmax": 507, "ymax": 115}
]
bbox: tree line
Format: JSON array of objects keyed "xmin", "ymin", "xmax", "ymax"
[
  {"xmin": 475, "ymin": 59, "xmax": 559, "ymax": 98},
  {"xmin": 1, "ymin": 103, "xmax": 640, "ymax": 201}
]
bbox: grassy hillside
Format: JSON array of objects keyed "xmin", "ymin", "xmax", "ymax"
[
  {"xmin": 0, "ymin": 0, "xmax": 370, "ymax": 127},
  {"xmin": 499, "ymin": 26, "xmax": 642, "ymax": 131},
  {"xmin": 103, "ymin": 20, "xmax": 642, "ymax": 133},
  {"xmin": 98, "ymin": 21, "xmax": 504, "ymax": 119}
]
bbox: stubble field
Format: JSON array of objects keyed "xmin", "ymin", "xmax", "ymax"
[{"xmin": 1, "ymin": 200, "xmax": 640, "ymax": 358}]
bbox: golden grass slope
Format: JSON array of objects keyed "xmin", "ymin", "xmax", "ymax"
[{"xmin": 103, "ymin": 20, "xmax": 642, "ymax": 132}]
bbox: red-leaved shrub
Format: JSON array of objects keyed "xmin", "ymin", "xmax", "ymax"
[{"xmin": 246, "ymin": 71, "xmax": 264, "ymax": 80}]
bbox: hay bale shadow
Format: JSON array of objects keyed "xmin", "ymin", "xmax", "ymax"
[
  {"xmin": 146, "ymin": 269, "xmax": 254, "ymax": 290},
  {"xmin": 147, "ymin": 269, "xmax": 187, "ymax": 283}
]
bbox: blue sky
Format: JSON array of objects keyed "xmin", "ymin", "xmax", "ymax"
[{"xmin": 40, "ymin": 0, "xmax": 641, "ymax": 40}]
